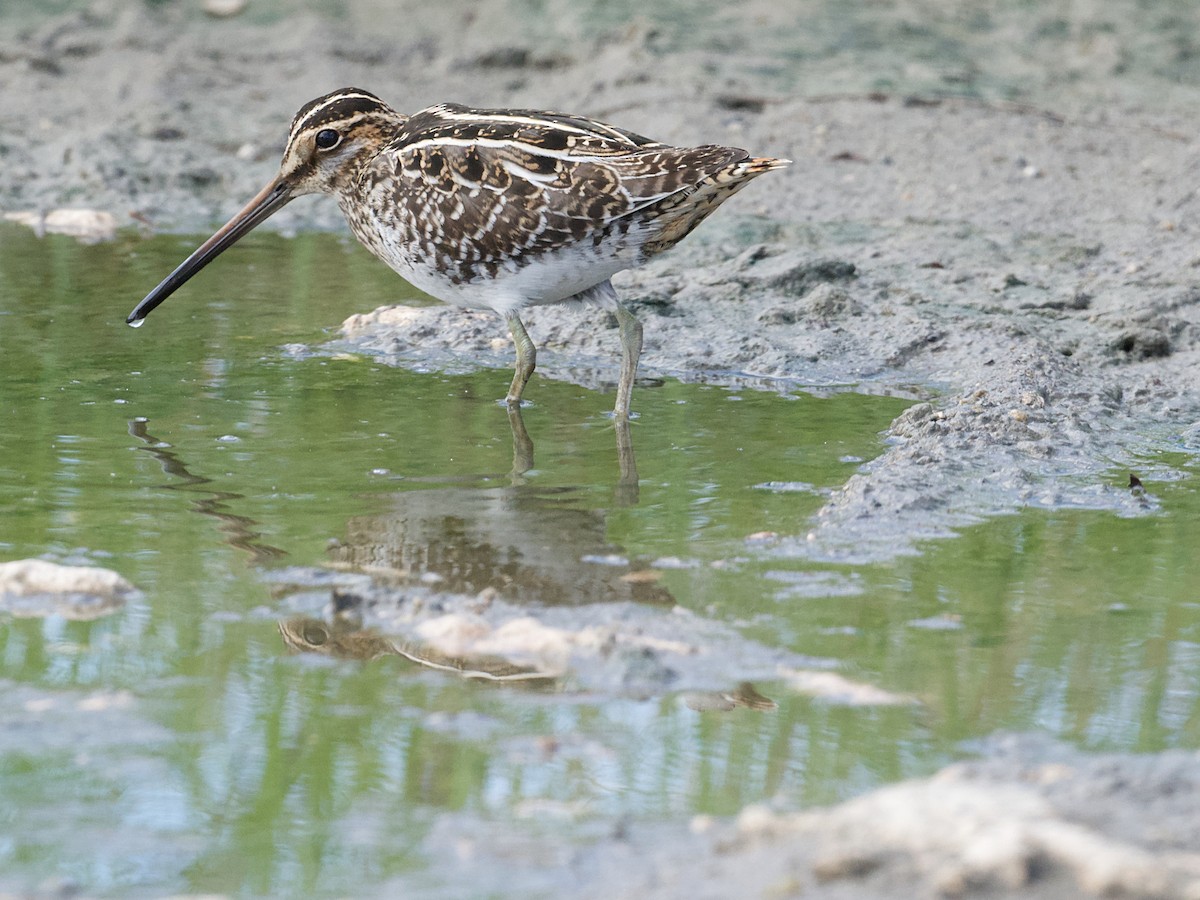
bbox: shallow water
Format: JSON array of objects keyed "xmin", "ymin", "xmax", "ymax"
[{"xmin": 1, "ymin": 224, "xmax": 1198, "ymax": 896}]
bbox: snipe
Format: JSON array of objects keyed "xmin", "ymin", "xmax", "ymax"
[{"xmin": 128, "ymin": 88, "xmax": 788, "ymax": 418}]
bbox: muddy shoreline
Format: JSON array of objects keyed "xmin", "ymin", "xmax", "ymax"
[{"xmin": 5, "ymin": 1, "xmax": 1200, "ymax": 896}]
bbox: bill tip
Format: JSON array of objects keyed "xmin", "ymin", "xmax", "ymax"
[{"xmin": 127, "ymin": 316, "xmax": 145, "ymax": 329}]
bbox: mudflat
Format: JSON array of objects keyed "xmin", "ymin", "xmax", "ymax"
[{"xmin": 4, "ymin": 2, "xmax": 1200, "ymax": 896}]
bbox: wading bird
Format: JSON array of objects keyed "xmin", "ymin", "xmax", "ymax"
[{"xmin": 127, "ymin": 88, "xmax": 788, "ymax": 417}]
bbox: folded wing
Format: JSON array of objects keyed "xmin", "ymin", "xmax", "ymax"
[{"xmin": 369, "ymin": 103, "xmax": 781, "ymax": 276}]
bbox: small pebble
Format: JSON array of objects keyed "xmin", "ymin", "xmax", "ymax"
[
  {"xmin": 581, "ymin": 553, "xmax": 628, "ymax": 566},
  {"xmin": 745, "ymin": 531, "xmax": 779, "ymax": 543},
  {"xmin": 619, "ymin": 569, "xmax": 662, "ymax": 584},
  {"xmin": 204, "ymin": 0, "xmax": 248, "ymax": 17},
  {"xmin": 690, "ymin": 814, "xmax": 717, "ymax": 835}
]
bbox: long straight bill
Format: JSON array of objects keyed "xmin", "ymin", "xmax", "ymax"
[{"xmin": 126, "ymin": 177, "xmax": 292, "ymax": 325}]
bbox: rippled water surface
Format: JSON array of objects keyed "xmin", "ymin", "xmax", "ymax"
[{"xmin": 2, "ymin": 224, "xmax": 1198, "ymax": 896}]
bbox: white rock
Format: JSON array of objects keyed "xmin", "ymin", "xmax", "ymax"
[
  {"xmin": 4, "ymin": 209, "xmax": 118, "ymax": 243},
  {"xmin": 203, "ymin": 0, "xmax": 248, "ymax": 17},
  {"xmin": 0, "ymin": 559, "xmax": 136, "ymax": 620}
]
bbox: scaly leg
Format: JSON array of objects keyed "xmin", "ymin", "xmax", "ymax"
[
  {"xmin": 614, "ymin": 302, "xmax": 643, "ymax": 419},
  {"xmin": 504, "ymin": 311, "xmax": 537, "ymax": 406}
]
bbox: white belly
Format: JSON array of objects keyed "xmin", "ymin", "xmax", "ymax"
[
  {"xmin": 417, "ymin": 253, "xmax": 626, "ymax": 313},
  {"xmin": 374, "ymin": 234, "xmax": 630, "ymax": 315}
]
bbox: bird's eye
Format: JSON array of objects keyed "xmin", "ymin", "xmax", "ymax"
[{"xmin": 314, "ymin": 129, "xmax": 341, "ymax": 150}]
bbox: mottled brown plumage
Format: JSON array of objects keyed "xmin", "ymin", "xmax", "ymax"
[{"xmin": 128, "ymin": 88, "xmax": 789, "ymax": 417}]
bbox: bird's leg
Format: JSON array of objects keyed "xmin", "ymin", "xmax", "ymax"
[
  {"xmin": 504, "ymin": 311, "xmax": 537, "ymax": 406},
  {"xmin": 614, "ymin": 301, "xmax": 643, "ymax": 419}
]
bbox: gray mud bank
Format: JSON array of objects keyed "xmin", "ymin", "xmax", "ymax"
[
  {"xmin": 5, "ymin": 2, "xmax": 1200, "ymax": 897},
  {"xmin": 413, "ymin": 734, "xmax": 1200, "ymax": 899}
]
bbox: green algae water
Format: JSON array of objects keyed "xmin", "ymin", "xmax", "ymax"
[{"xmin": 2, "ymin": 223, "xmax": 1199, "ymax": 896}]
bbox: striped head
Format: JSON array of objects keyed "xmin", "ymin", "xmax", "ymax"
[
  {"xmin": 127, "ymin": 88, "xmax": 405, "ymax": 324},
  {"xmin": 282, "ymin": 88, "xmax": 406, "ymax": 195}
]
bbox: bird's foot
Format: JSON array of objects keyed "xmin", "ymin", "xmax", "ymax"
[{"xmin": 499, "ymin": 396, "xmax": 533, "ymax": 409}]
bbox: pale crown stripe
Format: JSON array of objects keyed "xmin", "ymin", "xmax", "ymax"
[{"xmin": 292, "ymin": 92, "xmax": 384, "ymax": 135}]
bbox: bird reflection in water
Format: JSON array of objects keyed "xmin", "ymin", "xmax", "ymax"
[
  {"xmin": 329, "ymin": 405, "xmax": 667, "ymax": 607},
  {"xmin": 280, "ymin": 406, "xmax": 666, "ymax": 682},
  {"xmin": 278, "ymin": 614, "xmax": 559, "ymax": 683},
  {"xmin": 684, "ymin": 682, "xmax": 778, "ymax": 712},
  {"xmin": 129, "ymin": 405, "xmax": 670, "ymax": 682},
  {"xmin": 128, "ymin": 417, "xmax": 286, "ymax": 564},
  {"xmin": 507, "ymin": 403, "xmax": 639, "ymax": 505}
]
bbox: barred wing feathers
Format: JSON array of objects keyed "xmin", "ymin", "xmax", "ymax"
[{"xmin": 366, "ymin": 103, "xmax": 788, "ymax": 272}]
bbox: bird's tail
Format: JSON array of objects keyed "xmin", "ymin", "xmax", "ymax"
[
  {"xmin": 642, "ymin": 153, "xmax": 790, "ymax": 256},
  {"xmin": 741, "ymin": 156, "xmax": 792, "ymax": 175}
]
